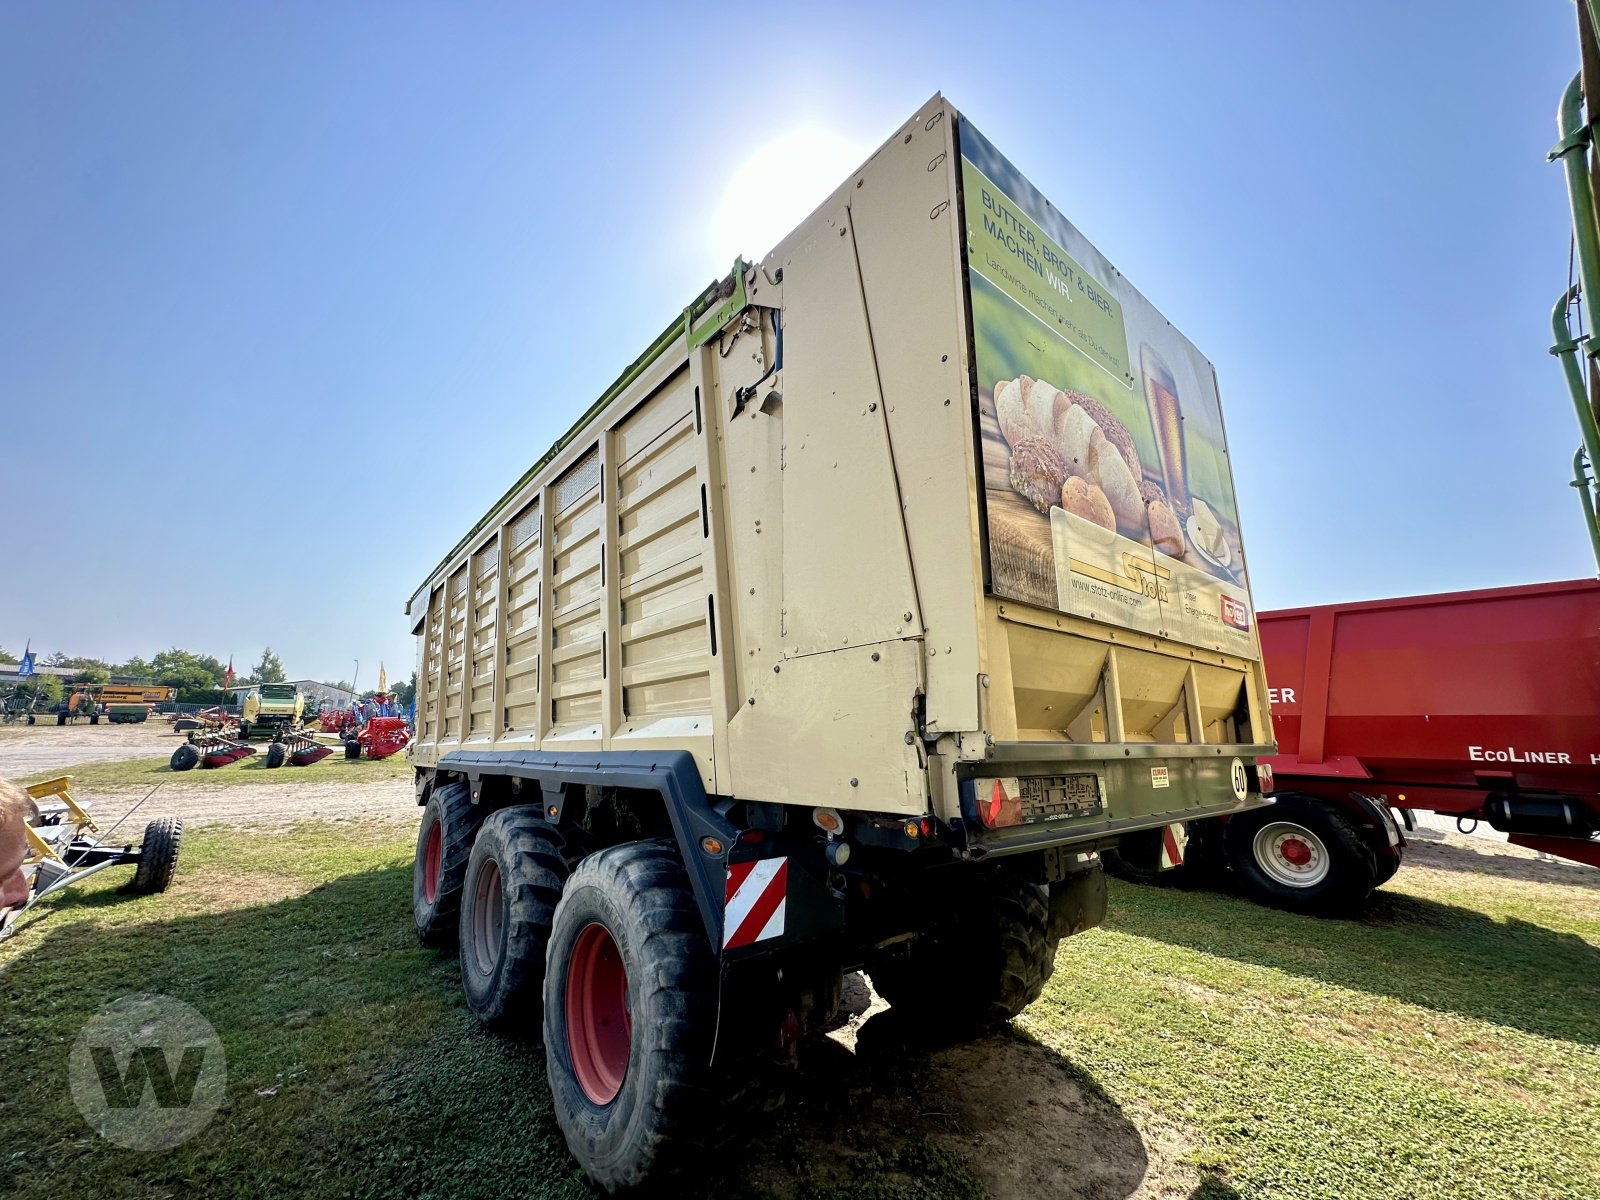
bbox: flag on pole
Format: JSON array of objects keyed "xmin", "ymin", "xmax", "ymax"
[
  {"xmin": 18, "ymin": 642, "xmax": 34, "ymax": 678},
  {"xmin": 378, "ymin": 662, "xmax": 387, "ymax": 693},
  {"xmin": 224, "ymin": 657, "xmax": 234, "ymax": 689}
]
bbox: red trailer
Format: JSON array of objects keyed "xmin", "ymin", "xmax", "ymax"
[{"xmin": 1173, "ymin": 579, "xmax": 1600, "ymax": 914}]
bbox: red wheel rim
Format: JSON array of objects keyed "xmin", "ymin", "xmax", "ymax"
[
  {"xmin": 423, "ymin": 822, "xmax": 443, "ymax": 904},
  {"xmin": 565, "ymin": 922, "xmax": 631, "ymax": 1105},
  {"xmin": 1280, "ymin": 837, "xmax": 1313, "ymax": 867},
  {"xmin": 466, "ymin": 859, "xmax": 503, "ymax": 977}
]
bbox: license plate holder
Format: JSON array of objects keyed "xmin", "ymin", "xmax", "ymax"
[{"xmin": 1016, "ymin": 773, "xmax": 1103, "ymax": 824}]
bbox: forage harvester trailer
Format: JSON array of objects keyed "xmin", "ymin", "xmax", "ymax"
[{"xmin": 404, "ymin": 94, "xmax": 1274, "ymax": 1193}]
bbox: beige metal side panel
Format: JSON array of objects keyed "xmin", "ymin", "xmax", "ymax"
[
  {"xmin": 769, "ymin": 202, "xmax": 922, "ymax": 657},
  {"xmin": 847, "ymin": 99, "xmax": 985, "ymax": 736},
  {"xmin": 730, "ymin": 638, "xmax": 926, "ymax": 812},
  {"xmin": 441, "ymin": 564, "xmax": 469, "ymax": 742},
  {"xmin": 547, "ymin": 447, "xmax": 604, "ymax": 744},
  {"xmin": 501, "ymin": 498, "xmax": 543, "ymax": 736},
  {"xmin": 614, "ymin": 374, "xmax": 713, "ymax": 736},
  {"xmin": 467, "ymin": 539, "xmax": 499, "ymax": 739},
  {"xmin": 421, "ymin": 586, "xmax": 445, "ymax": 742}
]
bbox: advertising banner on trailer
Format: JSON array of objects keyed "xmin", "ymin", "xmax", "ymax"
[{"xmin": 960, "ymin": 120, "xmax": 1258, "ymax": 660}]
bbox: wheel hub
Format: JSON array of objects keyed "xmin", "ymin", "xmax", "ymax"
[
  {"xmin": 565, "ymin": 922, "xmax": 631, "ymax": 1106},
  {"xmin": 1253, "ymin": 820, "xmax": 1331, "ymax": 888}
]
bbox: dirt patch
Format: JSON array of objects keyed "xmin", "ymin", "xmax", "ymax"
[
  {"xmin": 0, "ymin": 720, "xmax": 183, "ymax": 779},
  {"xmin": 748, "ymin": 983, "xmax": 1207, "ymax": 1200},
  {"xmin": 168, "ymin": 869, "xmax": 317, "ymax": 909}
]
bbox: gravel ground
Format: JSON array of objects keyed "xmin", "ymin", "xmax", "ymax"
[
  {"xmin": 0, "ymin": 721, "xmax": 177, "ymax": 778},
  {"xmin": 0, "ymin": 720, "xmax": 416, "ymax": 829}
]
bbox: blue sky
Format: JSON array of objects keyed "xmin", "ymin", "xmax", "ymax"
[{"xmin": 0, "ymin": 1, "xmax": 1588, "ymax": 684}]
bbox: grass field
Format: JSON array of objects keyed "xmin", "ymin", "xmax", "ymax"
[
  {"xmin": 0, "ymin": 826, "xmax": 1595, "ymax": 1199},
  {"xmin": 20, "ymin": 752, "xmax": 411, "ymax": 793}
]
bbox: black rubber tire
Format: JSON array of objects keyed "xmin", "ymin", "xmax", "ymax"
[
  {"xmin": 169, "ymin": 743, "xmax": 200, "ymax": 772},
  {"xmin": 264, "ymin": 742, "xmax": 288, "ymax": 769},
  {"xmin": 544, "ymin": 840, "xmax": 723, "ymax": 1194},
  {"xmin": 412, "ymin": 782, "xmax": 489, "ymax": 946},
  {"xmin": 238, "ymin": 722, "xmax": 250, "ymax": 740},
  {"xmin": 868, "ymin": 869, "xmax": 1055, "ymax": 1031},
  {"xmin": 1224, "ymin": 794, "xmax": 1379, "ymax": 916},
  {"xmin": 56, "ymin": 712, "xmax": 66, "ymax": 726},
  {"xmin": 89, "ymin": 714, "xmax": 99, "ymax": 725},
  {"xmin": 344, "ymin": 738, "xmax": 361, "ymax": 760},
  {"xmin": 1102, "ymin": 820, "xmax": 1227, "ymax": 889},
  {"xmin": 1373, "ymin": 839, "xmax": 1405, "ymax": 887},
  {"xmin": 457, "ymin": 806, "xmax": 569, "ymax": 1027},
  {"xmin": 129, "ymin": 817, "xmax": 183, "ymax": 893}
]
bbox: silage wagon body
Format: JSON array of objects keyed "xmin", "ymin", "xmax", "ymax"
[{"xmin": 403, "ymin": 94, "xmax": 1275, "ymax": 1192}]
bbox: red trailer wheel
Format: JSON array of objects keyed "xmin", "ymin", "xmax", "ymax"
[
  {"xmin": 1253, "ymin": 821, "xmax": 1328, "ymax": 887},
  {"xmin": 564, "ymin": 922, "xmax": 631, "ymax": 1105},
  {"xmin": 423, "ymin": 822, "xmax": 443, "ymax": 905}
]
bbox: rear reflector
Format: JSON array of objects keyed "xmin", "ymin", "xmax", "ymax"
[{"xmin": 981, "ymin": 778, "xmax": 1024, "ymax": 829}]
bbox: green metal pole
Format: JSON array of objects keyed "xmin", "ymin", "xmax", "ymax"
[
  {"xmin": 1554, "ymin": 74, "xmax": 1600, "ymax": 370},
  {"xmin": 1552, "ymin": 286, "xmax": 1600, "ymax": 571},
  {"xmin": 1572, "ymin": 446, "xmax": 1600, "ymax": 571},
  {"xmin": 1551, "ymin": 286, "xmax": 1600, "ymax": 469}
]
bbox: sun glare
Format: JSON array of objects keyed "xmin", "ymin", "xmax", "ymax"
[{"xmin": 706, "ymin": 126, "xmax": 866, "ymax": 265}]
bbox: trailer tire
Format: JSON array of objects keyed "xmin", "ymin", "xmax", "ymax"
[
  {"xmin": 1225, "ymin": 794, "xmax": 1377, "ymax": 916},
  {"xmin": 169, "ymin": 743, "xmax": 200, "ymax": 772},
  {"xmin": 1102, "ymin": 821, "xmax": 1226, "ymax": 888},
  {"xmin": 869, "ymin": 871, "xmax": 1055, "ymax": 1031},
  {"xmin": 544, "ymin": 839, "xmax": 723, "ymax": 1194},
  {"xmin": 265, "ymin": 742, "xmax": 288, "ymax": 769},
  {"xmin": 456, "ymin": 806, "xmax": 569, "ymax": 1027},
  {"xmin": 129, "ymin": 817, "xmax": 183, "ymax": 894},
  {"xmin": 89, "ymin": 714, "xmax": 99, "ymax": 725},
  {"xmin": 412, "ymin": 782, "xmax": 488, "ymax": 947},
  {"xmin": 344, "ymin": 738, "xmax": 361, "ymax": 760},
  {"xmin": 57, "ymin": 712, "xmax": 66, "ymax": 726}
]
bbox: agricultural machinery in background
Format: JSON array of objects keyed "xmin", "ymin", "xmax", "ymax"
[
  {"xmin": 169, "ymin": 684, "xmax": 333, "ymax": 771},
  {"xmin": 1, "ymin": 776, "xmax": 182, "ymax": 940},
  {"xmin": 239, "ymin": 683, "xmax": 304, "ymax": 741},
  {"xmin": 325, "ymin": 692, "xmax": 410, "ymax": 760},
  {"xmin": 56, "ymin": 688, "xmax": 102, "ymax": 725}
]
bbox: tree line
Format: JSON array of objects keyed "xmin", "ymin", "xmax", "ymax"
[{"xmin": 2, "ymin": 644, "xmax": 415, "ymax": 707}]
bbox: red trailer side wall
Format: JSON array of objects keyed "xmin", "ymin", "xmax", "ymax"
[{"xmin": 1261, "ymin": 580, "xmax": 1600, "ymax": 810}]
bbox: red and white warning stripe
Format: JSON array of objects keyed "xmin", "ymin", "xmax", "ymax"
[
  {"xmin": 723, "ymin": 857, "xmax": 788, "ymax": 949},
  {"xmin": 1159, "ymin": 823, "xmax": 1188, "ymax": 871}
]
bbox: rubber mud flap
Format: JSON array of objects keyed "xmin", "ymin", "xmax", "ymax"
[{"xmin": 1048, "ymin": 863, "xmax": 1107, "ymax": 941}]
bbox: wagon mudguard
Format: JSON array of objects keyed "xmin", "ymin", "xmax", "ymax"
[{"xmin": 438, "ymin": 749, "xmax": 750, "ymax": 950}]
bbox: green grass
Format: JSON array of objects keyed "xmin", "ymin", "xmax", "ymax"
[
  {"xmin": 20, "ymin": 752, "xmax": 411, "ymax": 793},
  {"xmin": 0, "ymin": 828, "xmax": 1595, "ymax": 1199}
]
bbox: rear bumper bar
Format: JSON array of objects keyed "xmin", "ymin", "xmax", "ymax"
[{"xmin": 953, "ymin": 741, "xmax": 1275, "ymax": 859}]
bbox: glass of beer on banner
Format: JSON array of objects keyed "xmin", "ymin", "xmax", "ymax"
[{"xmin": 1140, "ymin": 343, "xmax": 1189, "ymax": 516}]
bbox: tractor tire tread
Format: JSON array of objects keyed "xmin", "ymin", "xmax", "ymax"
[
  {"xmin": 129, "ymin": 817, "xmax": 183, "ymax": 894},
  {"xmin": 457, "ymin": 806, "xmax": 569, "ymax": 1028},
  {"xmin": 412, "ymin": 782, "xmax": 485, "ymax": 946},
  {"xmin": 544, "ymin": 839, "xmax": 729, "ymax": 1193}
]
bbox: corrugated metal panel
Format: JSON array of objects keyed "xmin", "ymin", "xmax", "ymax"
[
  {"xmin": 615, "ymin": 389, "xmax": 709, "ymax": 722},
  {"xmin": 502, "ymin": 498, "xmax": 542, "ymax": 734}
]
